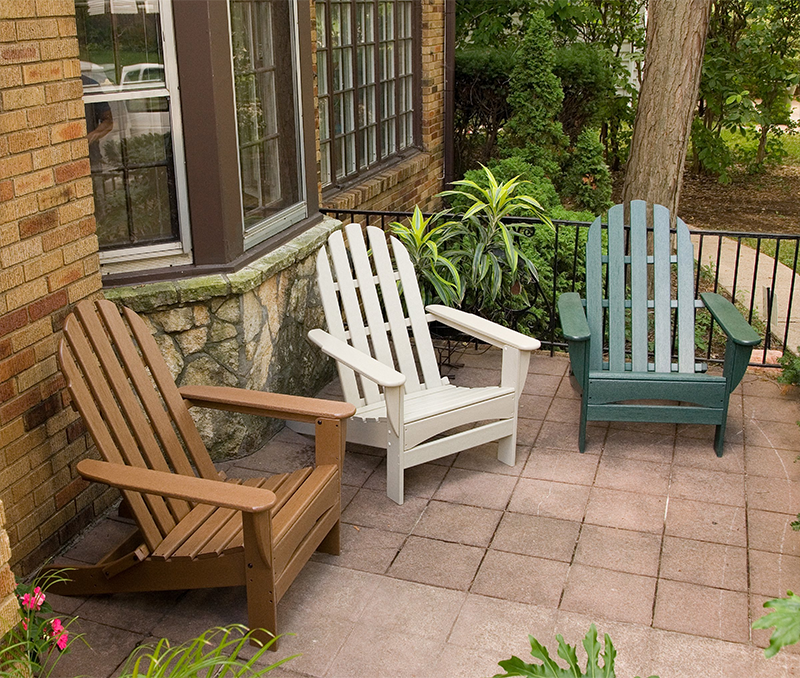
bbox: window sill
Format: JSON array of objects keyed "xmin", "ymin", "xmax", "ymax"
[{"xmin": 103, "ymin": 214, "xmax": 342, "ymax": 313}]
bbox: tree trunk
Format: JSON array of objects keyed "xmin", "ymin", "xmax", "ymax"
[{"xmin": 622, "ymin": 0, "xmax": 712, "ymax": 215}]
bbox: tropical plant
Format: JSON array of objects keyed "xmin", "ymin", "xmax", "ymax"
[
  {"xmin": 493, "ymin": 624, "xmax": 658, "ymax": 677},
  {"xmin": 117, "ymin": 625, "xmax": 293, "ymax": 677},
  {"xmin": 440, "ymin": 165, "xmax": 552, "ymax": 322},
  {"xmin": 0, "ymin": 569, "xmax": 84, "ymax": 678},
  {"xmin": 753, "ymin": 591, "xmax": 800, "ymax": 658},
  {"xmin": 388, "ymin": 207, "xmax": 464, "ymax": 306}
]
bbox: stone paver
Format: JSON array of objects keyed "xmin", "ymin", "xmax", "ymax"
[{"xmin": 43, "ymin": 350, "xmax": 800, "ymax": 677}]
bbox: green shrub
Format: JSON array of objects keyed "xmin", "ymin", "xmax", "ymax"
[
  {"xmin": 554, "ymin": 42, "xmax": 620, "ymax": 143},
  {"xmin": 561, "ymin": 128, "xmax": 613, "ymax": 214},
  {"xmin": 504, "ymin": 11, "xmax": 568, "ymax": 178},
  {"xmin": 778, "ymin": 348, "xmax": 800, "ymax": 386}
]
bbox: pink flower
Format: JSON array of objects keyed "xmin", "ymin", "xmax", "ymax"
[
  {"xmin": 21, "ymin": 618, "xmax": 27, "ymax": 631},
  {"xmin": 50, "ymin": 618, "xmax": 68, "ymax": 651},
  {"xmin": 20, "ymin": 586, "xmax": 45, "ymax": 611}
]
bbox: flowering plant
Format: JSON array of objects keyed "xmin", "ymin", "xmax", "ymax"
[{"xmin": 0, "ymin": 568, "xmax": 83, "ymax": 677}]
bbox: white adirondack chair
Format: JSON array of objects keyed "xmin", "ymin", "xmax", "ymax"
[{"xmin": 308, "ymin": 223, "xmax": 540, "ymax": 504}]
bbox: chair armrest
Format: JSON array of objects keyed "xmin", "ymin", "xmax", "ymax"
[
  {"xmin": 558, "ymin": 293, "xmax": 591, "ymax": 342},
  {"xmin": 179, "ymin": 385, "xmax": 355, "ymax": 424},
  {"xmin": 699, "ymin": 293, "xmax": 761, "ymax": 346},
  {"xmin": 425, "ymin": 305, "xmax": 541, "ymax": 352},
  {"xmin": 77, "ymin": 459, "xmax": 276, "ymax": 513},
  {"xmin": 308, "ymin": 328, "xmax": 406, "ymax": 388}
]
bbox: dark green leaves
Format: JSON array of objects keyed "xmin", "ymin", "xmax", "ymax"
[{"xmin": 753, "ymin": 591, "xmax": 800, "ymax": 658}]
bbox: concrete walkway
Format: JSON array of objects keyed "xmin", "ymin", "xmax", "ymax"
[
  {"xmin": 693, "ymin": 234, "xmax": 800, "ymax": 355},
  {"xmin": 44, "ymin": 350, "xmax": 800, "ymax": 678}
]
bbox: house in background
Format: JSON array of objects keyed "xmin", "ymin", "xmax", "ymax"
[{"xmin": 0, "ymin": 0, "xmax": 453, "ymax": 620}]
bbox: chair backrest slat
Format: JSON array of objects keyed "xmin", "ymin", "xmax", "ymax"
[
  {"xmin": 606, "ymin": 204, "xmax": 626, "ymax": 372},
  {"xmin": 315, "ymin": 245, "xmax": 363, "ymax": 406},
  {"xmin": 652, "ymin": 204, "xmax": 672, "ymax": 372},
  {"xmin": 585, "ymin": 214, "xmax": 604, "ymax": 371},
  {"xmin": 584, "ymin": 200, "xmax": 698, "ymax": 375},
  {"xmin": 676, "ymin": 216, "xmax": 696, "ymax": 372},
  {"xmin": 388, "ymin": 233, "xmax": 443, "ymax": 388},
  {"xmin": 629, "ymin": 200, "xmax": 649, "ymax": 372},
  {"xmin": 59, "ymin": 344, "xmax": 164, "ymax": 549},
  {"xmin": 366, "ymin": 227, "xmax": 423, "ymax": 392},
  {"xmin": 122, "ymin": 307, "xmax": 219, "ymax": 481}
]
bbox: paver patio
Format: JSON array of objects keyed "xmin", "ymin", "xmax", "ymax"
[{"xmin": 45, "ymin": 350, "xmax": 800, "ymax": 677}]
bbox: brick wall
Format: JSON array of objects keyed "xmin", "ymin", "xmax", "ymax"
[
  {"xmin": 0, "ymin": 1, "xmax": 111, "ymax": 575},
  {"xmin": 319, "ymin": 0, "xmax": 447, "ymax": 214}
]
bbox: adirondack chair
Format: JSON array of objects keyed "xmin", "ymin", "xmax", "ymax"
[
  {"xmin": 45, "ymin": 299, "xmax": 355, "ymax": 647},
  {"xmin": 558, "ymin": 201, "xmax": 760, "ymax": 456},
  {"xmin": 306, "ymin": 223, "xmax": 540, "ymax": 504}
]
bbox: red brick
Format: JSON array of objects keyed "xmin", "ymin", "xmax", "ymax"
[
  {"xmin": 54, "ymin": 158, "xmax": 89, "ymax": 184},
  {"xmin": 0, "ymin": 339, "xmax": 11, "ymax": 361},
  {"xmin": 18, "ymin": 208, "xmax": 58, "ymax": 237},
  {"xmin": 46, "ymin": 260, "xmax": 82, "ymax": 290},
  {"xmin": 27, "ymin": 289, "xmax": 67, "ymax": 321},
  {"xmin": 0, "ymin": 380, "xmax": 15, "ymax": 404},
  {"xmin": 22, "ymin": 392, "xmax": 61, "ymax": 430},
  {"xmin": 0, "ymin": 180, "xmax": 12, "ymax": 202},
  {"xmin": 0, "ymin": 386, "xmax": 40, "ymax": 425},
  {"xmin": 54, "ymin": 477, "xmax": 89, "ymax": 509},
  {"xmin": 50, "ymin": 120, "xmax": 84, "ymax": 143},
  {"xmin": 65, "ymin": 417, "xmax": 85, "ymax": 443},
  {"xmin": 0, "ymin": 308, "xmax": 28, "ymax": 338},
  {"xmin": 0, "ymin": 45, "xmax": 38, "ymax": 64},
  {"xmin": 0, "ymin": 348, "xmax": 35, "ymax": 383}
]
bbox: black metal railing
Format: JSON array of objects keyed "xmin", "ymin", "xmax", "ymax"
[{"xmin": 322, "ymin": 208, "xmax": 800, "ymax": 368}]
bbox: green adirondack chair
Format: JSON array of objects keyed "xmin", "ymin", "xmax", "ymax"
[{"xmin": 558, "ymin": 201, "xmax": 761, "ymax": 456}]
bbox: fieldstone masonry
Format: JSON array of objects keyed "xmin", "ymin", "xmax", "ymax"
[{"xmin": 105, "ymin": 217, "xmax": 342, "ymax": 460}]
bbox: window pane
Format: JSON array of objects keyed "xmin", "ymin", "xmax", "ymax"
[
  {"xmin": 76, "ymin": 0, "xmax": 164, "ymax": 91},
  {"xmin": 231, "ymin": 0, "xmax": 302, "ymax": 230},
  {"xmin": 90, "ymin": 98, "xmax": 178, "ymax": 250}
]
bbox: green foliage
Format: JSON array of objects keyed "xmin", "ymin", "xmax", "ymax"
[
  {"xmin": 389, "ymin": 207, "xmax": 464, "ymax": 306},
  {"xmin": 753, "ymin": 592, "xmax": 800, "ymax": 659},
  {"xmin": 454, "ymin": 46, "xmax": 516, "ymax": 176},
  {"xmin": 561, "ymin": 129, "xmax": 613, "ymax": 213},
  {"xmin": 505, "ymin": 11, "xmax": 568, "ymax": 178},
  {"xmin": 118, "ymin": 625, "xmax": 292, "ymax": 677},
  {"xmin": 778, "ymin": 347, "xmax": 800, "ymax": 386},
  {"xmin": 554, "ymin": 42, "xmax": 620, "ymax": 142},
  {"xmin": 440, "ymin": 165, "xmax": 553, "ymax": 322},
  {"xmin": 452, "ymin": 157, "xmax": 561, "ymax": 213},
  {"xmin": 694, "ymin": 0, "xmax": 800, "ymax": 178},
  {"xmin": 492, "ymin": 624, "xmax": 657, "ymax": 678},
  {"xmin": 1, "ymin": 569, "xmax": 84, "ymax": 678}
]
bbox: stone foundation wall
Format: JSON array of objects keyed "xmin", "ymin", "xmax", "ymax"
[
  {"xmin": 0, "ymin": 501, "xmax": 19, "ymax": 636},
  {"xmin": 105, "ymin": 217, "xmax": 342, "ymax": 460}
]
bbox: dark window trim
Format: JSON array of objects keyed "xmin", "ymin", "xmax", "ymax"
[
  {"xmin": 153, "ymin": 0, "xmax": 319, "ymax": 274},
  {"xmin": 317, "ymin": 0, "xmax": 421, "ymax": 190}
]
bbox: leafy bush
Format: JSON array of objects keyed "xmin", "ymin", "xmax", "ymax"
[
  {"xmin": 440, "ymin": 166, "xmax": 551, "ymax": 323},
  {"xmin": 504, "ymin": 11, "xmax": 568, "ymax": 179},
  {"xmin": 554, "ymin": 42, "xmax": 620, "ymax": 143},
  {"xmin": 453, "ymin": 46, "xmax": 516, "ymax": 175},
  {"xmin": 493, "ymin": 624, "xmax": 657, "ymax": 678},
  {"xmin": 778, "ymin": 347, "xmax": 800, "ymax": 386},
  {"xmin": 561, "ymin": 128, "xmax": 613, "ymax": 214},
  {"xmin": 389, "ymin": 207, "xmax": 463, "ymax": 306}
]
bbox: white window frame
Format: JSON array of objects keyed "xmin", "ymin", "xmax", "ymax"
[
  {"xmin": 228, "ymin": 0, "xmax": 308, "ymax": 251},
  {"xmin": 86, "ymin": 0, "xmax": 193, "ymax": 272}
]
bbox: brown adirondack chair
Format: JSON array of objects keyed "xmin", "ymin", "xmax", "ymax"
[{"xmin": 45, "ymin": 299, "xmax": 355, "ymax": 647}]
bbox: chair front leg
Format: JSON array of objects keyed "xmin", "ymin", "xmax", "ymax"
[
  {"xmin": 242, "ymin": 512, "xmax": 278, "ymax": 649},
  {"xmin": 498, "ymin": 346, "xmax": 532, "ymax": 466},
  {"xmin": 383, "ymin": 385, "xmax": 405, "ymax": 505}
]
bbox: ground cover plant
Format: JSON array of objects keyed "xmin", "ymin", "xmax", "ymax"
[{"xmin": 492, "ymin": 624, "xmax": 657, "ymax": 678}]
